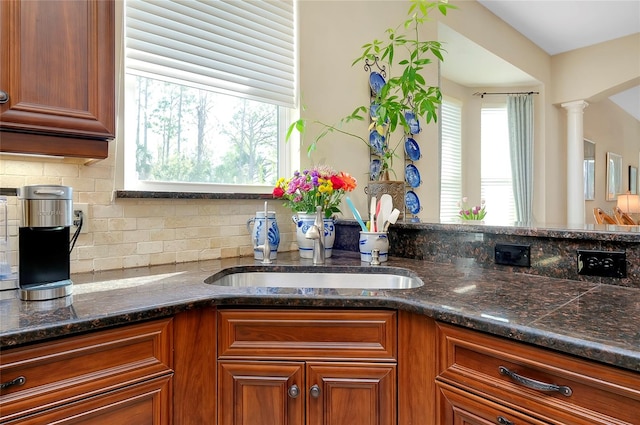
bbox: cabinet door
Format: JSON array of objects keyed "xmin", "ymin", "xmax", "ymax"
[
  {"xmin": 218, "ymin": 361, "xmax": 304, "ymax": 425},
  {"xmin": 0, "ymin": 0, "xmax": 114, "ymax": 158},
  {"xmin": 437, "ymin": 384, "xmax": 550, "ymax": 425},
  {"xmin": 307, "ymin": 362, "xmax": 396, "ymax": 425}
]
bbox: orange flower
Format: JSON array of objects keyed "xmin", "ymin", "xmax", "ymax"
[{"xmin": 338, "ymin": 172, "xmax": 357, "ymax": 191}]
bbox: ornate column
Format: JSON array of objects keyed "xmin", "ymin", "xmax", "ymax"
[{"xmin": 561, "ymin": 100, "xmax": 589, "ymax": 226}]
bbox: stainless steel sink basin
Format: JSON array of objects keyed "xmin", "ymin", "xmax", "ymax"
[{"xmin": 206, "ymin": 269, "xmax": 423, "ymax": 289}]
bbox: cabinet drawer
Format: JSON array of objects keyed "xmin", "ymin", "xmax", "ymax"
[
  {"xmin": 218, "ymin": 309, "xmax": 396, "ymax": 360},
  {"xmin": 437, "ymin": 323, "xmax": 640, "ymax": 425},
  {"xmin": 4, "ymin": 375, "xmax": 172, "ymax": 425},
  {"xmin": 437, "ymin": 382, "xmax": 551, "ymax": 425},
  {"xmin": 0, "ymin": 319, "xmax": 173, "ymax": 423}
]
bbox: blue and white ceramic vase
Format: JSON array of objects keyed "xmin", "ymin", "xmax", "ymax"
[
  {"xmin": 292, "ymin": 212, "xmax": 336, "ymax": 259},
  {"xmin": 246, "ymin": 211, "xmax": 280, "ymax": 260}
]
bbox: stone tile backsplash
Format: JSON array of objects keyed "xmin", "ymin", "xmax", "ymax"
[{"xmin": 0, "ymin": 156, "xmax": 296, "ymax": 274}]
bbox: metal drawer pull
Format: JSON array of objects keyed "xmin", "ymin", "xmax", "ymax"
[
  {"xmin": 496, "ymin": 416, "xmax": 514, "ymax": 425},
  {"xmin": 1, "ymin": 376, "xmax": 26, "ymax": 390},
  {"xmin": 499, "ymin": 366, "xmax": 572, "ymax": 396},
  {"xmin": 0, "ymin": 90, "xmax": 8, "ymax": 104},
  {"xmin": 288, "ymin": 384, "xmax": 300, "ymax": 398},
  {"xmin": 309, "ymin": 384, "xmax": 321, "ymax": 398}
]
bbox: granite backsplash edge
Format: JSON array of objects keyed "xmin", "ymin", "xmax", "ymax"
[{"xmin": 334, "ymin": 220, "xmax": 639, "ymax": 289}]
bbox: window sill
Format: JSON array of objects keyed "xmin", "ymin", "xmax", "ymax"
[{"xmin": 115, "ymin": 190, "xmax": 273, "ymax": 200}]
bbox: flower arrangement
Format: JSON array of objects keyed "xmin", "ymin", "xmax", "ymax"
[
  {"xmin": 272, "ymin": 165, "xmax": 357, "ymax": 219},
  {"xmin": 458, "ymin": 197, "xmax": 487, "ymax": 221}
]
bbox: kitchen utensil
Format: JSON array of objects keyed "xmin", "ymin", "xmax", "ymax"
[
  {"xmin": 346, "ymin": 196, "xmax": 368, "ymax": 232},
  {"xmin": 375, "ymin": 198, "xmax": 383, "ymax": 233},
  {"xmin": 383, "ymin": 208, "xmax": 400, "ymax": 231},
  {"xmin": 379, "ymin": 194, "xmax": 393, "ymax": 228},
  {"xmin": 370, "ymin": 196, "xmax": 377, "ymax": 232}
]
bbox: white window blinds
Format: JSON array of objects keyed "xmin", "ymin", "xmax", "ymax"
[
  {"xmin": 125, "ymin": 0, "xmax": 296, "ymax": 108},
  {"xmin": 440, "ymin": 98, "xmax": 463, "ymax": 222}
]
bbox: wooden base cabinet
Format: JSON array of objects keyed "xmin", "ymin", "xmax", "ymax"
[
  {"xmin": 217, "ymin": 309, "xmax": 398, "ymax": 425},
  {"xmin": 436, "ymin": 323, "xmax": 640, "ymax": 425}
]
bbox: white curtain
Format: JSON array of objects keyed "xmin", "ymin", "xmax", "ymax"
[{"xmin": 507, "ymin": 94, "xmax": 534, "ymax": 224}]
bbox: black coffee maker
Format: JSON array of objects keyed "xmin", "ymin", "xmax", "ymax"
[{"xmin": 18, "ymin": 185, "xmax": 74, "ymax": 301}]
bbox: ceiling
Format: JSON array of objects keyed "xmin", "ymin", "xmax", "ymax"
[{"xmin": 440, "ymin": 0, "xmax": 640, "ymax": 120}]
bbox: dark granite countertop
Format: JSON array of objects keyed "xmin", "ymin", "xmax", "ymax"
[{"xmin": 1, "ymin": 251, "xmax": 638, "ymax": 373}]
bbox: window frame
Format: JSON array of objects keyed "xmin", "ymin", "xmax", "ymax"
[{"xmin": 114, "ymin": 0, "xmax": 299, "ymax": 195}]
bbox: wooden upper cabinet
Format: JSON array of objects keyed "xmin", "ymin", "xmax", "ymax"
[{"xmin": 0, "ymin": 0, "xmax": 115, "ymax": 159}]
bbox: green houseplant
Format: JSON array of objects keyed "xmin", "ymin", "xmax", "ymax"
[{"xmin": 287, "ymin": 0, "xmax": 455, "ymax": 181}]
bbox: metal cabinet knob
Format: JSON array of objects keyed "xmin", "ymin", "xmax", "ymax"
[
  {"xmin": 309, "ymin": 384, "xmax": 321, "ymax": 398},
  {"xmin": 496, "ymin": 416, "xmax": 514, "ymax": 425},
  {"xmin": 1, "ymin": 376, "xmax": 26, "ymax": 390},
  {"xmin": 0, "ymin": 90, "xmax": 8, "ymax": 104},
  {"xmin": 288, "ymin": 384, "xmax": 300, "ymax": 398}
]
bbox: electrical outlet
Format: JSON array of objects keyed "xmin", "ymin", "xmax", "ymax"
[
  {"xmin": 495, "ymin": 243, "xmax": 531, "ymax": 267},
  {"xmin": 577, "ymin": 250, "xmax": 626, "ymax": 278},
  {"xmin": 73, "ymin": 203, "xmax": 89, "ymax": 234}
]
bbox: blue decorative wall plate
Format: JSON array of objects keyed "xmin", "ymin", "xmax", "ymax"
[
  {"xmin": 404, "ymin": 137, "xmax": 421, "ymax": 161},
  {"xmin": 405, "ymin": 164, "xmax": 421, "ymax": 188},
  {"xmin": 370, "ymin": 102, "xmax": 380, "ymax": 119},
  {"xmin": 369, "ymin": 72, "xmax": 386, "ymax": 95},
  {"xmin": 404, "ymin": 111, "xmax": 421, "ymax": 134},
  {"xmin": 405, "ymin": 190, "xmax": 421, "ymax": 214},
  {"xmin": 369, "ymin": 129, "xmax": 386, "ymax": 154}
]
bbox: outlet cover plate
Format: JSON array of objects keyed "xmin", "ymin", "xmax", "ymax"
[
  {"xmin": 577, "ymin": 250, "xmax": 626, "ymax": 278},
  {"xmin": 495, "ymin": 243, "xmax": 531, "ymax": 267}
]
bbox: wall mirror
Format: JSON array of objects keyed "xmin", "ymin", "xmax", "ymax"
[
  {"xmin": 630, "ymin": 166, "xmax": 638, "ymax": 194},
  {"xmin": 584, "ymin": 139, "xmax": 595, "ymax": 201},
  {"xmin": 606, "ymin": 152, "xmax": 623, "ymax": 201},
  {"xmin": 437, "ymin": 2, "xmax": 638, "ymax": 230}
]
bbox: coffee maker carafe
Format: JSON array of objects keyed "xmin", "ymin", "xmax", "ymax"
[{"xmin": 18, "ymin": 185, "xmax": 74, "ymax": 300}]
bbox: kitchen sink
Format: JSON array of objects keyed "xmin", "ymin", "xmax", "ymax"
[{"xmin": 205, "ymin": 268, "xmax": 423, "ymax": 289}]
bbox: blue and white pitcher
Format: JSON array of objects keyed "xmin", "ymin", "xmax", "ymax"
[
  {"xmin": 247, "ymin": 211, "xmax": 280, "ymax": 260},
  {"xmin": 292, "ymin": 213, "xmax": 335, "ymax": 259}
]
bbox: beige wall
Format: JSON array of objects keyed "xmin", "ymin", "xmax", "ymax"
[{"xmin": 552, "ymin": 34, "xmax": 640, "ymax": 104}]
